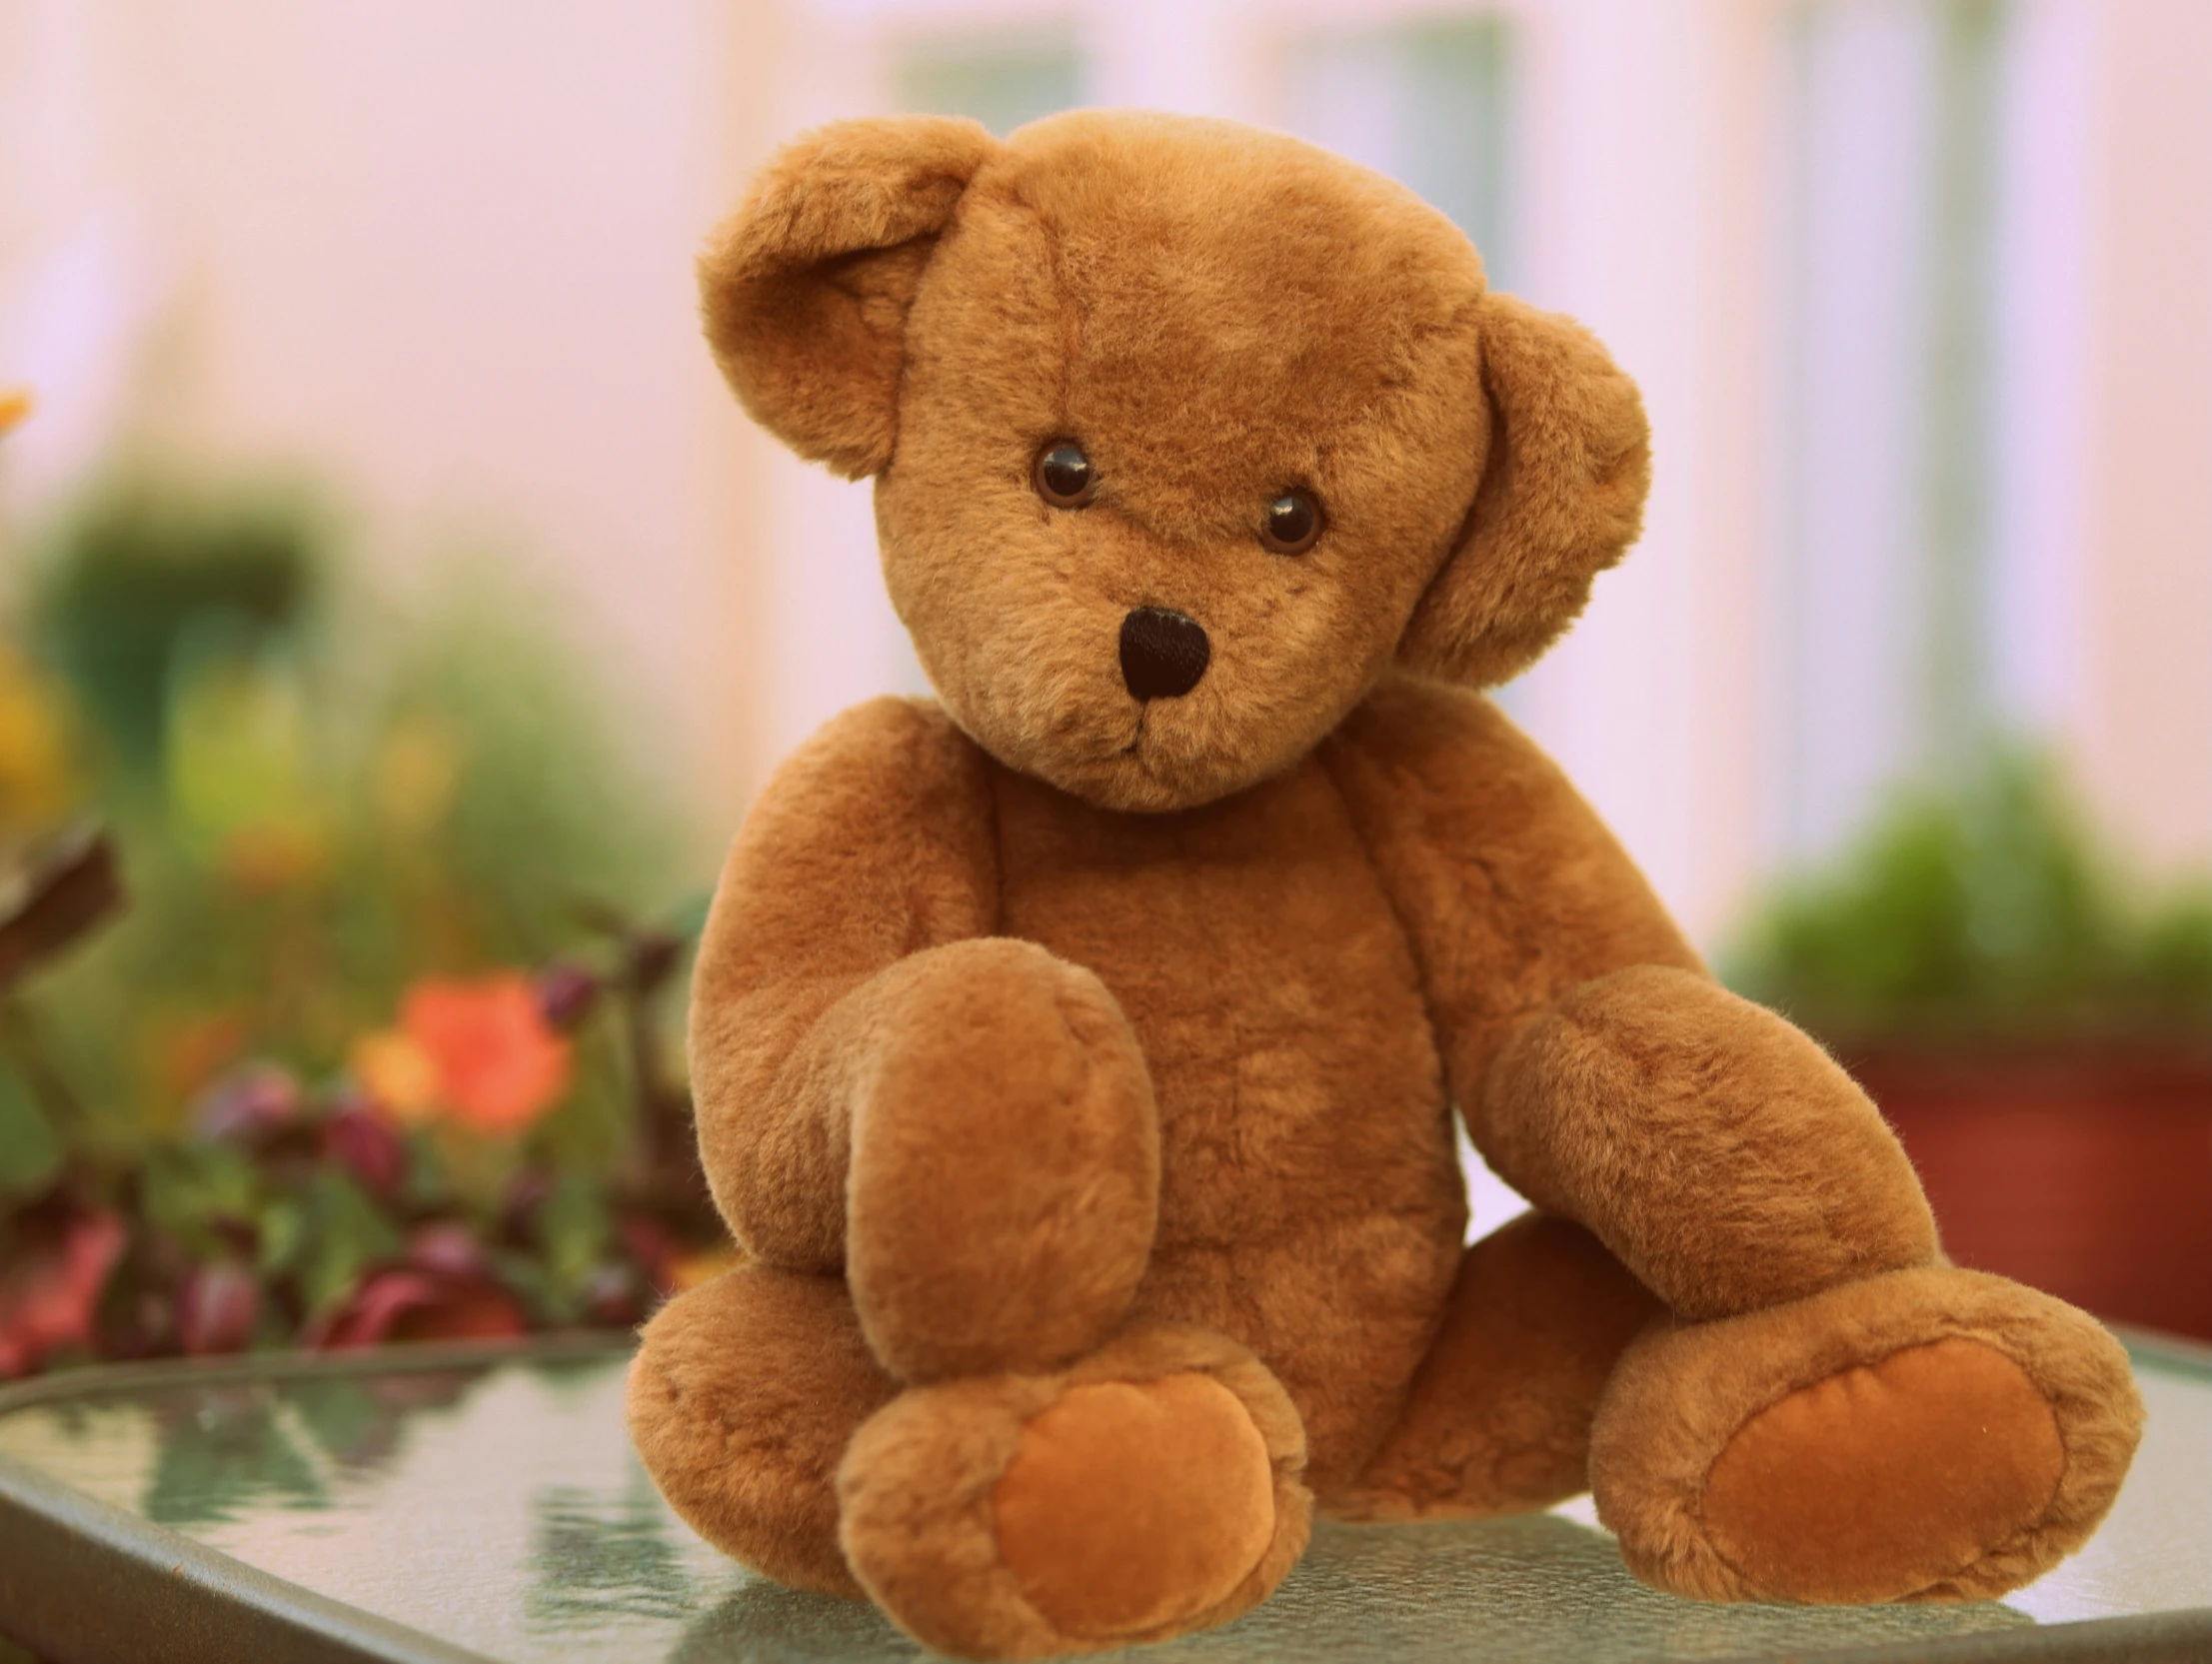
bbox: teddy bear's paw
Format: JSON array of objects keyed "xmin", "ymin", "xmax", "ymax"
[
  {"xmin": 837, "ymin": 1323, "xmax": 1310, "ymax": 1659},
  {"xmin": 1695, "ymin": 1336, "xmax": 2062, "ymax": 1602},
  {"xmin": 1590, "ymin": 1265, "xmax": 2143, "ymax": 1605},
  {"xmin": 994, "ymin": 1372, "xmax": 1276, "ymax": 1637}
]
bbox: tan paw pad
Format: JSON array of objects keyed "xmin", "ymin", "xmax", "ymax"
[
  {"xmin": 994, "ymin": 1371, "xmax": 1276, "ymax": 1639},
  {"xmin": 1703, "ymin": 1336, "xmax": 2066, "ymax": 1603}
]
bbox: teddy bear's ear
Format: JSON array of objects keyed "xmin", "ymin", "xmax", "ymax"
[
  {"xmin": 699, "ymin": 116, "xmax": 1001, "ymax": 480},
  {"xmin": 1397, "ymin": 294, "xmax": 1651, "ymax": 686}
]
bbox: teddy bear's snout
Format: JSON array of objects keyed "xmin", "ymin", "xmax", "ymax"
[{"xmin": 1119, "ymin": 607, "xmax": 1211, "ymax": 701}]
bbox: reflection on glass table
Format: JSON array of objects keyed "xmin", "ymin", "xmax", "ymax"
[{"xmin": 0, "ymin": 1333, "xmax": 2205, "ymax": 1663}]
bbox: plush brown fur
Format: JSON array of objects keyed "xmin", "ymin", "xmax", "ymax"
[
  {"xmin": 1590, "ymin": 1267, "xmax": 2144, "ymax": 1604},
  {"xmin": 1474, "ymin": 965, "xmax": 1940, "ymax": 1319},
  {"xmin": 838, "ymin": 1321, "xmax": 1310, "ymax": 1659},
  {"xmin": 631, "ymin": 108, "xmax": 2143, "ymax": 1658},
  {"xmin": 1330, "ymin": 1212, "xmax": 1663, "ymax": 1521}
]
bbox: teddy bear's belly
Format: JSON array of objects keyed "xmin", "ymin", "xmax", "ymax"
[{"xmin": 990, "ymin": 758, "xmax": 1465, "ymax": 1485}]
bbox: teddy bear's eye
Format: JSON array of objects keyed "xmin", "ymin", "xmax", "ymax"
[
  {"xmin": 1034, "ymin": 441, "xmax": 1096, "ymax": 509},
  {"xmin": 1261, "ymin": 490, "xmax": 1322, "ymax": 556}
]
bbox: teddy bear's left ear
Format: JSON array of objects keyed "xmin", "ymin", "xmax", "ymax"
[
  {"xmin": 1397, "ymin": 294, "xmax": 1651, "ymax": 686},
  {"xmin": 700, "ymin": 116, "xmax": 1001, "ymax": 480}
]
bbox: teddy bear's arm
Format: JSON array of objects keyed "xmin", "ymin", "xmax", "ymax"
[
  {"xmin": 687, "ymin": 697, "xmax": 1002, "ymax": 1272},
  {"xmin": 689, "ymin": 696, "xmax": 1160, "ymax": 1383},
  {"xmin": 1324, "ymin": 675, "xmax": 1936, "ymax": 1321}
]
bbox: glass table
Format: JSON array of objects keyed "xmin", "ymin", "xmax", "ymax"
[{"xmin": 0, "ymin": 1331, "xmax": 2205, "ymax": 1663}]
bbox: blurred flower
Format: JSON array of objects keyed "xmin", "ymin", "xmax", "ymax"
[
  {"xmin": 404, "ymin": 1218, "xmax": 484, "ymax": 1276},
  {"xmin": 0, "ymin": 644, "xmax": 76, "ymax": 836},
  {"xmin": 536, "ymin": 960, "xmax": 602, "ymax": 1030},
  {"xmin": 617, "ymin": 1212, "xmax": 675, "ymax": 1289},
  {"xmin": 668, "ymin": 1244, "xmax": 743, "ymax": 1294},
  {"xmin": 0, "ymin": 387, "xmax": 29, "ymax": 434},
  {"xmin": 308, "ymin": 1267, "xmax": 526, "ymax": 1350},
  {"xmin": 190, "ymin": 1061, "xmax": 301, "ymax": 1142},
  {"xmin": 400, "ymin": 973, "xmax": 572, "ymax": 1135},
  {"xmin": 218, "ymin": 816, "xmax": 332, "ymax": 894},
  {"xmin": 177, "ymin": 1260, "xmax": 259, "ymax": 1354},
  {"xmin": 372, "ymin": 718, "xmax": 464, "ymax": 838},
  {"xmin": 322, "ymin": 1100, "xmax": 405, "ymax": 1197},
  {"xmin": 0, "ymin": 1201, "xmax": 125, "ymax": 1378},
  {"xmin": 92, "ymin": 1227, "xmax": 191, "ymax": 1362},
  {"xmin": 581, "ymin": 1262, "xmax": 645, "ymax": 1325},
  {"xmin": 158, "ymin": 1009, "xmax": 252, "ymax": 1103},
  {"xmin": 350, "ymin": 1029, "xmax": 442, "ymax": 1124}
]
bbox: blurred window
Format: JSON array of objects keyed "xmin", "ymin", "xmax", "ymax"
[
  {"xmin": 1279, "ymin": 15, "xmax": 1519, "ymax": 291},
  {"xmin": 893, "ymin": 30, "xmax": 1089, "ymax": 136},
  {"xmin": 1771, "ymin": 0, "xmax": 2007, "ymax": 863}
]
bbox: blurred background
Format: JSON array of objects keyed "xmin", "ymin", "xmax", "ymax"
[{"xmin": 1, "ymin": 0, "xmax": 2207, "ymax": 1368}]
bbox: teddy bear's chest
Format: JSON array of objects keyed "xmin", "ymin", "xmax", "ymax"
[
  {"xmin": 987, "ymin": 758, "xmax": 1465, "ymax": 1465},
  {"xmin": 990, "ymin": 759, "xmax": 1460, "ymax": 1224}
]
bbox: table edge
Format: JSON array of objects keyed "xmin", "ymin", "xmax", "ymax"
[
  {"xmin": 0, "ymin": 1440, "xmax": 494, "ymax": 1664},
  {"xmin": 1, "ymin": 1330, "xmax": 2205, "ymax": 1664},
  {"xmin": 1736, "ymin": 1609, "xmax": 2212, "ymax": 1664},
  {"xmin": 0, "ymin": 1331, "xmax": 636, "ymax": 1419}
]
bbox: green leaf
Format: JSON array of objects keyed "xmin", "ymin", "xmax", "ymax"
[
  {"xmin": 539, "ymin": 1170, "xmax": 610, "ymax": 1295},
  {"xmin": 488, "ymin": 1247, "xmax": 563, "ymax": 1325},
  {"xmin": 295, "ymin": 1168, "xmax": 403, "ymax": 1316},
  {"xmin": 255, "ymin": 1194, "xmax": 305, "ymax": 1276},
  {"xmin": 141, "ymin": 1142, "xmax": 263, "ymax": 1252},
  {"xmin": 0, "ymin": 1055, "xmax": 62, "ymax": 1199}
]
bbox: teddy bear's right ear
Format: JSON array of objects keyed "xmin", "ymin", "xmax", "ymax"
[
  {"xmin": 699, "ymin": 117, "xmax": 1001, "ymax": 480},
  {"xmin": 1397, "ymin": 294, "xmax": 1651, "ymax": 686}
]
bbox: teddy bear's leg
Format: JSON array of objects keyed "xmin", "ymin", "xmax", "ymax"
[
  {"xmin": 626, "ymin": 1261, "xmax": 899, "ymax": 1597},
  {"xmin": 1325, "ymin": 1210, "xmax": 1661, "ymax": 1520},
  {"xmin": 1589, "ymin": 1264, "xmax": 2143, "ymax": 1605},
  {"xmin": 838, "ymin": 1319, "xmax": 1312, "ymax": 1660},
  {"xmin": 1471, "ymin": 967, "xmax": 2143, "ymax": 1605}
]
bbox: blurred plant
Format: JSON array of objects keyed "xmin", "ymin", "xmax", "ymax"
[
  {"xmin": 1726, "ymin": 749, "xmax": 2212, "ymax": 1047},
  {"xmin": 0, "ymin": 448, "xmax": 728, "ymax": 1380}
]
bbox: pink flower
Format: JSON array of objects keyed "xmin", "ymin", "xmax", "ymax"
[
  {"xmin": 191, "ymin": 1062, "xmax": 302, "ymax": 1143},
  {"xmin": 307, "ymin": 1267, "xmax": 526, "ymax": 1350},
  {"xmin": 177, "ymin": 1261, "xmax": 259, "ymax": 1355},
  {"xmin": 397, "ymin": 973, "xmax": 573, "ymax": 1135},
  {"xmin": 535, "ymin": 961, "xmax": 602, "ymax": 1030},
  {"xmin": 0, "ymin": 1204, "xmax": 124, "ymax": 1378},
  {"xmin": 322, "ymin": 1101, "xmax": 406, "ymax": 1196}
]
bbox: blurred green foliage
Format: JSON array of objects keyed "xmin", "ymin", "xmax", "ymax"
[
  {"xmin": 10, "ymin": 480, "xmax": 681, "ymax": 1172},
  {"xmin": 1726, "ymin": 750, "xmax": 2212, "ymax": 1045},
  {"xmin": 1, "ymin": 473, "xmax": 722, "ymax": 1374}
]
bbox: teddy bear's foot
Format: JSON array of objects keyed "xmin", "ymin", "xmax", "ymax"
[
  {"xmin": 1328, "ymin": 1212, "xmax": 1660, "ymax": 1520},
  {"xmin": 1590, "ymin": 1265, "xmax": 2143, "ymax": 1605},
  {"xmin": 626, "ymin": 1262, "xmax": 899, "ymax": 1597},
  {"xmin": 838, "ymin": 1321, "xmax": 1311, "ymax": 1660}
]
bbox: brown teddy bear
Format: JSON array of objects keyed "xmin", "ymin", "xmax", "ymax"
[{"xmin": 627, "ymin": 110, "xmax": 2143, "ymax": 1659}]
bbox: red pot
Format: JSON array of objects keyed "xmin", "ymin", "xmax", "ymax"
[{"xmin": 1844, "ymin": 1042, "xmax": 2212, "ymax": 1340}]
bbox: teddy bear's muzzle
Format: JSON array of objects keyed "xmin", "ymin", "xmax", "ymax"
[{"xmin": 1119, "ymin": 607, "xmax": 1210, "ymax": 701}]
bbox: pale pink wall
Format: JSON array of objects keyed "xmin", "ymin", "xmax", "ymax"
[
  {"xmin": 6, "ymin": 0, "xmax": 2204, "ymax": 893},
  {"xmin": 2070, "ymin": 0, "xmax": 2212, "ymax": 877},
  {"xmin": 1, "ymin": 0, "xmax": 788, "ymax": 837}
]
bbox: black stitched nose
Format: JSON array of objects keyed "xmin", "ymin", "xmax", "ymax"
[{"xmin": 1119, "ymin": 607, "xmax": 1209, "ymax": 701}]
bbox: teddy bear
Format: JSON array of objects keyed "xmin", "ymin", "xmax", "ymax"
[{"xmin": 626, "ymin": 109, "xmax": 2143, "ymax": 1660}]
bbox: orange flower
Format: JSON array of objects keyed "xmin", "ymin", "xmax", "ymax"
[
  {"xmin": 399, "ymin": 973, "xmax": 572, "ymax": 1135},
  {"xmin": 350, "ymin": 1028, "xmax": 443, "ymax": 1124}
]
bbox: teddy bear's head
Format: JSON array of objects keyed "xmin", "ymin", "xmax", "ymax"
[{"xmin": 703, "ymin": 110, "xmax": 1648, "ymax": 812}]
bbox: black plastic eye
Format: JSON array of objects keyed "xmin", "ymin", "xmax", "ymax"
[
  {"xmin": 1261, "ymin": 489, "xmax": 1322, "ymax": 555},
  {"xmin": 1035, "ymin": 441, "xmax": 1096, "ymax": 508}
]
